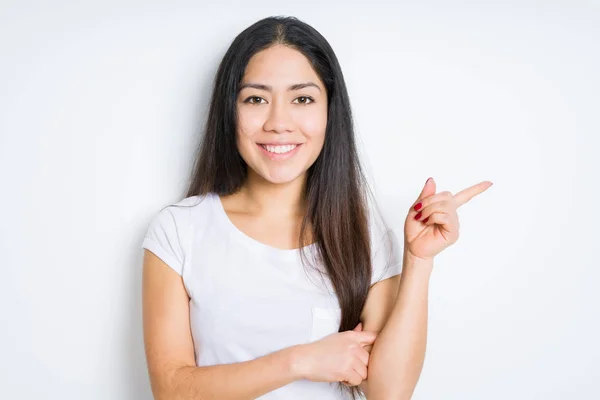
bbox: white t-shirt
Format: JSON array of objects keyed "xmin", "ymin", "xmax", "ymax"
[{"xmin": 141, "ymin": 192, "xmax": 403, "ymax": 399}]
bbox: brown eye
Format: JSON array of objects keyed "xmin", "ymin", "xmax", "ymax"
[
  {"xmin": 294, "ymin": 96, "xmax": 314, "ymax": 105},
  {"xmin": 245, "ymin": 96, "xmax": 265, "ymax": 105}
]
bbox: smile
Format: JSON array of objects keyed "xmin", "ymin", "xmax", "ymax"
[
  {"xmin": 260, "ymin": 144, "xmax": 298, "ymax": 154},
  {"xmin": 256, "ymin": 143, "xmax": 303, "ymax": 160}
]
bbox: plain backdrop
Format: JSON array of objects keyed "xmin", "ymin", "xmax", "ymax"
[{"xmin": 1, "ymin": 1, "xmax": 598, "ymax": 399}]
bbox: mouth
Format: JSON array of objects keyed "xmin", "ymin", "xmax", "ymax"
[
  {"xmin": 256, "ymin": 143, "xmax": 303, "ymax": 160},
  {"xmin": 258, "ymin": 143, "xmax": 299, "ymax": 154}
]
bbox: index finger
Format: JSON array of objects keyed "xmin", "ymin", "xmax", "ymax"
[{"xmin": 453, "ymin": 181, "xmax": 493, "ymax": 208}]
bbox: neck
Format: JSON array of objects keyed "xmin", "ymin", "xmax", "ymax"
[{"xmin": 238, "ymin": 169, "xmax": 308, "ymax": 217}]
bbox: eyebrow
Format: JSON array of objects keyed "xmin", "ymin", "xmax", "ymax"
[{"xmin": 238, "ymin": 82, "xmax": 322, "ymax": 93}]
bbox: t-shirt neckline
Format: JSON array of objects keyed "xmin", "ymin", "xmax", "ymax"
[{"xmin": 210, "ymin": 192, "xmax": 317, "ymax": 260}]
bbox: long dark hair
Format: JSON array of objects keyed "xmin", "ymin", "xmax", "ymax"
[{"xmin": 183, "ymin": 15, "xmax": 388, "ymax": 399}]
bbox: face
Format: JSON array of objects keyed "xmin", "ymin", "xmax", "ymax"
[{"xmin": 236, "ymin": 44, "xmax": 328, "ymax": 185}]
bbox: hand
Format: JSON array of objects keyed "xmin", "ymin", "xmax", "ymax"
[
  {"xmin": 293, "ymin": 322, "xmax": 376, "ymax": 387},
  {"xmin": 404, "ymin": 177, "xmax": 493, "ymax": 261}
]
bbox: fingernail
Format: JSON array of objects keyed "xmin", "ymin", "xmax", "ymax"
[
  {"xmin": 415, "ymin": 211, "xmax": 422, "ymax": 220},
  {"xmin": 414, "ymin": 202, "xmax": 422, "ymax": 211},
  {"xmin": 423, "ymin": 217, "xmax": 429, "ymax": 223}
]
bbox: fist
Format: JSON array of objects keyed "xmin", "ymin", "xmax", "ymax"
[{"xmin": 293, "ymin": 322, "xmax": 376, "ymax": 387}]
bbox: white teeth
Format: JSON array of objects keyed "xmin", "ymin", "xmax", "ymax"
[{"xmin": 261, "ymin": 144, "xmax": 298, "ymax": 154}]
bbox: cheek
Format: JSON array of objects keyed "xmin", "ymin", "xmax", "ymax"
[
  {"xmin": 236, "ymin": 131, "xmax": 256, "ymax": 158},
  {"xmin": 300, "ymin": 114, "xmax": 327, "ymax": 145},
  {"xmin": 238, "ymin": 108, "xmax": 264, "ymax": 132},
  {"xmin": 236, "ymin": 112, "xmax": 261, "ymax": 149}
]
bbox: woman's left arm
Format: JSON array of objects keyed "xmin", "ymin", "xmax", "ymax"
[
  {"xmin": 361, "ymin": 178, "xmax": 492, "ymax": 399},
  {"xmin": 362, "ymin": 251, "xmax": 433, "ymax": 400}
]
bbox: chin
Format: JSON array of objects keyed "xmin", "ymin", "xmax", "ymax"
[{"xmin": 257, "ymin": 167, "xmax": 306, "ymax": 185}]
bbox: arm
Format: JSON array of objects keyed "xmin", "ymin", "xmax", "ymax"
[
  {"xmin": 143, "ymin": 250, "xmax": 304, "ymax": 400},
  {"xmin": 364, "ymin": 250, "xmax": 433, "ymax": 399},
  {"xmin": 357, "ymin": 273, "xmax": 401, "ymax": 396}
]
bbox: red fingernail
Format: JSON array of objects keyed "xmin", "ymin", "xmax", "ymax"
[
  {"xmin": 415, "ymin": 211, "xmax": 422, "ymax": 220},
  {"xmin": 423, "ymin": 217, "xmax": 429, "ymax": 223},
  {"xmin": 414, "ymin": 202, "xmax": 422, "ymax": 211}
]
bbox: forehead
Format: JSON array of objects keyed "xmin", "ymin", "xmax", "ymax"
[{"xmin": 243, "ymin": 45, "xmax": 321, "ymax": 84}]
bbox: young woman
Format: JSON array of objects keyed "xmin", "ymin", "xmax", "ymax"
[{"xmin": 141, "ymin": 15, "xmax": 492, "ymax": 400}]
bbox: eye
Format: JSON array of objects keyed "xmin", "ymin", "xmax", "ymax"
[
  {"xmin": 243, "ymin": 96, "xmax": 315, "ymax": 105},
  {"xmin": 244, "ymin": 96, "xmax": 266, "ymax": 105},
  {"xmin": 294, "ymin": 96, "xmax": 314, "ymax": 105}
]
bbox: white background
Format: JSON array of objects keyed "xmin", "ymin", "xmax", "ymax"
[{"xmin": 1, "ymin": 1, "xmax": 598, "ymax": 399}]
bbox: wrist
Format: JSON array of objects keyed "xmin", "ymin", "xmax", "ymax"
[
  {"xmin": 403, "ymin": 249, "xmax": 434, "ymax": 275},
  {"xmin": 287, "ymin": 344, "xmax": 310, "ymax": 380}
]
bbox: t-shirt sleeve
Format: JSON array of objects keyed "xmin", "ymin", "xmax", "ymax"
[
  {"xmin": 370, "ymin": 214, "xmax": 403, "ymax": 285},
  {"xmin": 142, "ymin": 207, "xmax": 185, "ymax": 276}
]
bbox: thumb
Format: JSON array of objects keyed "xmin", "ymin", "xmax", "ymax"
[
  {"xmin": 356, "ymin": 331, "xmax": 378, "ymax": 345},
  {"xmin": 416, "ymin": 177, "xmax": 436, "ymax": 203}
]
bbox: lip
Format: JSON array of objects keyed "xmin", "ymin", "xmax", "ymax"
[
  {"xmin": 256, "ymin": 143, "xmax": 302, "ymax": 161},
  {"xmin": 258, "ymin": 142, "xmax": 303, "ymax": 145}
]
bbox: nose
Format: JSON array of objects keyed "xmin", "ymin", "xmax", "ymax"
[{"xmin": 262, "ymin": 100, "xmax": 293, "ymax": 134}]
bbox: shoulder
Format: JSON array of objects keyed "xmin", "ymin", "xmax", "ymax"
[
  {"xmin": 147, "ymin": 193, "xmax": 217, "ymax": 239},
  {"xmin": 141, "ymin": 193, "xmax": 215, "ymax": 275},
  {"xmin": 167, "ymin": 193, "xmax": 212, "ymax": 213},
  {"xmin": 365, "ymin": 197, "xmax": 394, "ymax": 250},
  {"xmin": 366, "ymin": 198, "xmax": 404, "ymax": 284},
  {"xmin": 154, "ymin": 193, "xmax": 215, "ymax": 222}
]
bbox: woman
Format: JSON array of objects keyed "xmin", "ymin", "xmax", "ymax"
[{"xmin": 141, "ymin": 15, "xmax": 492, "ymax": 400}]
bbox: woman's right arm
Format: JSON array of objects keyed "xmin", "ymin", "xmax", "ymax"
[{"xmin": 142, "ymin": 250, "xmax": 305, "ymax": 400}]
